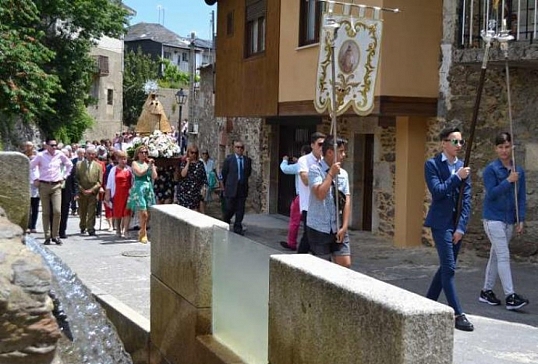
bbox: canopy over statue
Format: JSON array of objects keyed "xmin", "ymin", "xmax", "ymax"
[{"xmin": 135, "ymin": 93, "xmax": 172, "ymax": 136}]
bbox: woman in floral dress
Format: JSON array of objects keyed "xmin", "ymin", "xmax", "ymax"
[
  {"xmin": 127, "ymin": 145, "xmax": 157, "ymax": 243},
  {"xmin": 154, "ymin": 165, "xmax": 176, "ymax": 204},
  {"xmin": 175, "ymin": 144, "xmax": 207, "ymax": 212}
]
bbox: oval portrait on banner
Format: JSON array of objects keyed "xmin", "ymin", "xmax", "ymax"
[{"xmin": 338, "ymin": 40, "xmax": 360, "ymax": 74}]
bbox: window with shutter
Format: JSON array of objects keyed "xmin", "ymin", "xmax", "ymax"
[
  {"xmin": 95, "ymin": 55, "xmax": 109, "ymax": 76},
  {"xmin": 245, "ymin": 0, "xmax": 266, "ymax": 57},
  {"xmin": 299, "ymin": 0, "xmax": 322, "ymax": 46}
]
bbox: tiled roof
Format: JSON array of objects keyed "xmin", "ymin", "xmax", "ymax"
[{"xmin": 125, "ymin": 22, "xmax": 213, "ymax": 49}]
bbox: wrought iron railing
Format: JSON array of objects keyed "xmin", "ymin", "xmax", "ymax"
[{"xmin": 459, "ymin": 0, "xmax": 537, "ymax": 48}]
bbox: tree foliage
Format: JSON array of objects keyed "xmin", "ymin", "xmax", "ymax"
[
  {"xmin": 158, "ymin": 58, "xmax": 190, "ymax": 89},
  {"xmin": 0, "ymin": 1, "xmax": 61, "ymax": 121},
  {"xmin": 0, "ymin": 0, "xmax": 129, "ymax": 142},
  {"xmin": 123, "ymin": 49, "xmax": 159, "ymax": 126}
]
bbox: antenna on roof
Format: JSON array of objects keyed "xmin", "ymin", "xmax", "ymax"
[{"xmin": 157, "ymin": 5, "xmax": 165, "ymax": 26}]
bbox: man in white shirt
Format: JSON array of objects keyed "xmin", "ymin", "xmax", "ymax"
[{"xmin": 296, "ymin": 132, "xmax": 326, "ymax": 253}]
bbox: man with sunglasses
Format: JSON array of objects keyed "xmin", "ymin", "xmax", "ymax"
[
  {"xmin": 30, "ymin": 138, "xmax": 73, "ymax": 245},
  {"xmin": 424, "ymin": 126, "xmax": 474, "ymax": 332},
  {"xmin": 221, "ymin": 140, "xmax": 252, "ymax": 235}
]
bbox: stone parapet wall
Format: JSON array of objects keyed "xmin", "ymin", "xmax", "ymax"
[
  {"xmin": 0, "ymin": 151, "xmax": 61, "ymax": 364},
  {"xmin": 269, "ymin": 255, "xmax": 454, "ymax": 364},
  {"xmin": 0, "ymin": 152, "xmax": 30, "ymax": 229}
]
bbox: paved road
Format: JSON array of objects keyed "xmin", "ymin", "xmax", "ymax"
[{"xmin": 28, "ymin": 206, "xmax": 538, "ymax": 363}]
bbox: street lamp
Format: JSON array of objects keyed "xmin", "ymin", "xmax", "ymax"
[{"xmin": 175, "ymin": 88, "xmax": 187, "ymax": 131}]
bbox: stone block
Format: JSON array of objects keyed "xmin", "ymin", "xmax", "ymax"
[
  {"xmin": 150, "ymin": 276, "xmax": 211, "ymax": 364},
  {"xmin": 0, "ymin": 152, "xmax": 30, "ymax": 230},
  {"xmin": 195, "ymin": 336, "xmax": 246, "ymax": 364},
  {"xmin": 269, "ymin": 255, "xmax": 454, "ymax": 364},
  {"xmin": 150, "ymin": 204, "xmax": 228, "ymax": 308}
]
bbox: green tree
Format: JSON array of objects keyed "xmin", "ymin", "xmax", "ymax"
[
  {"xmin": 0, "ymin": 1, "xmax": 61, "ymax": 121},
  {"xmin": 123, "ymin": 49, "xmax": 159, "ymax": 126},
  {"xmin": 35, "ymin": 0, "xmax": 128, "ymax": 141},
  {"xmin": 0, "ymin": 0, "xmax": 129, "ymax": 143},
  {"xmin": 158, "ymin": 58, "xmax": 190, "ymax": 89}
]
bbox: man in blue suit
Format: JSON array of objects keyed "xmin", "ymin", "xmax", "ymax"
[
  {"xmin": 222, "ymin": 140, "xmax": 252, "ymax": 235},
  {"xmin": 424, "ymin": 126, "xmax": 474, "ymax": 332}
]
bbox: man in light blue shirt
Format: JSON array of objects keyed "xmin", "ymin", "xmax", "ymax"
[{"xmin": 306, "ymin": 135, "xmax": 351, "ymax": 268}]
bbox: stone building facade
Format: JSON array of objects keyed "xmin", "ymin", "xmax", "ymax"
[
  {"xmin": 84, "ymin": 36, "xmax": 125, "ymax": 141},
  {"xmin": 192, "ymin": 65, "xmax": 269, "ymax": 214}
]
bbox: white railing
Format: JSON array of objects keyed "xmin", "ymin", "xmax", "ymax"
[{"xmin": 459, "ymin": 0, "xmax": 537, "ymax": 47}]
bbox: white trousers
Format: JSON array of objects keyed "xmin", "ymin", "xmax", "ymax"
[{"xmin": 482, "ymin": 220, "xmax": 515, "ymax": 297}]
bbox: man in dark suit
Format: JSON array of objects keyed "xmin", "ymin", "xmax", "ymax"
[
  {"xmin": 221, "ymin": 140, "xmax": 252, "ymax": 235},
  {"xmin": 424, "ymin": 126, "xmax": 473, "ymax": 332}
]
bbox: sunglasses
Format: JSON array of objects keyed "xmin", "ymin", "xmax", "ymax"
[
  {"xmin": 190, "ymin": 151, "xmax": 199, "ymax": 155},
  {"xmin": 317, "ymin": 142, "xmax": 324, "ymax": 147},
  {"xmin": 445, "ymin": 139, "xmax": 466, "ymax": 146},
  {"xmin": 49, "ymin": 144, "xmax": 58, "ymax": 147},
  {"xmin": 139, "ymin": 150, "xmax": 148, "ymax": 154},
  {"xmin": 235, "ymin": 145, "xmax": 244, "ymax": 149}
]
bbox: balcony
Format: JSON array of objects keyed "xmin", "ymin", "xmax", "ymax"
[
  {"xmin": 93, "ymin": 55, "xmax": 110, "ymax": 76},
  {"xmin": 455, "ymin": 0, "xmax": 538, "ymax": 68}
]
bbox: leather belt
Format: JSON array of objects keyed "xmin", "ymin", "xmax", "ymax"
[{"xmin": 39, "ymin": 180, "xmax": 62, "ymax": 184}]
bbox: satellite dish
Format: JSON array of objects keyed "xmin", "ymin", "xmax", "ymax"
[{"xmin": 205, "ymin": 0, "xmax": 217, "ymax": 5}]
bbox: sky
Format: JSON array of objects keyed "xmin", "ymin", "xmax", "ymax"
[{"xmin": 123, "ymin": 0, "xmax": 217, "ymax": 40}]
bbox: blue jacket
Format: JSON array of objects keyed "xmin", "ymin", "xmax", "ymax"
[
  {"xmin": 482, "ymin": 159, "xmax": 525, "ymax": 223},
  {"xmin": 424, "ymin": 153, "xmax": 471, "ymax": 233}
]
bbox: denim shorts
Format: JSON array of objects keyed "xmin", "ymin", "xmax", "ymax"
[{"xmin": 306, "ymin": 226, "xmax": 350, "ymax": 257}]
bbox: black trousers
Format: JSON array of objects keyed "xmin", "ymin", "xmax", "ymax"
[
  {"xmin": 223, "ymin": 183, "xmax": 247, "ymax": 234},
  {"xmin": 297, "ymin": 210, "xmax": 310, "ymax": 254},
  {"xmin": 29, "ymin": 197, "xmax": 40, "ymax": 230}
]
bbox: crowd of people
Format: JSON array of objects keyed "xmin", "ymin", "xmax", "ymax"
[{"xmin": 24, "ymin": 131, "xmax": 222, "ymax": 244}]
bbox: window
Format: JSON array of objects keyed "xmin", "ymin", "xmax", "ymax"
[
  {"xmin": 95, "ymin": 55, "xmax": 109, "ymax": 76},
  {"xmin": 107, "ymin": 89, "xmax": 113, "ymax": 105},
  {"xmin": 164, "ymin": 51, "xmax": 171, "ymax": 59},
  {"xmin": 245, "ymin": 0, "xmax": 266, "ymax": 57},
  {"xmin": 299, "ymin": 0, "xmax": 322, "ymax": 46},
  {"xmin": 182, "ymin": 52, "xmax": 189, "ymax": 62}
]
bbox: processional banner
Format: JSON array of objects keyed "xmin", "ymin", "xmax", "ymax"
[{"xmin": 314, "ymin": 11, "xmax": 383, "ymax": 116}]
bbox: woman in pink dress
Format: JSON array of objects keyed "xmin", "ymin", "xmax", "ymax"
[{"xmin": 104, "ymin": 151, "xmax": 133, "ymax": 238}]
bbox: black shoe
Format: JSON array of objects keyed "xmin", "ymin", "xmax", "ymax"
[
  {"xmin": 59, "ymin": 234, "xmax": 67, "ymax": 239},
  {"xmin": 479, "ymin": 290, "xmax": 501, "ymax": 306},
  {"xmin": 80, "ymin": 229, "xmax": 86, "ymax": 234},
  {"xmin": 234, "ymin": 228, "xmax": 245, "ymax": 236},
  {"xmin": 88, "ymin": 230, "xmax": 96, "ymax": 236},
  {"xmin": 44, "ymin": 238, "xmax": 51, "ymax": 245},
  {"xmin": 279, "ymin": 241, "xmax": 295, "ymax": 251},
  {"xmin": 53, "ymin": 238, "xmax": 63, "ymax": 246},
  {"xmin": 455, "ymin": 314, "xmax": 474, "ymax": 332},
  {"xmin": 506, "ymin": 293, "xmax": 529, "ymax": 310}
]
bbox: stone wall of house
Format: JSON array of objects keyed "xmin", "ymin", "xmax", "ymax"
[
  {"xmin": 442, "ymin": 64, "xmax": 538, "ymax": 257},
  {"xmin": 194, "ymin": 66, "xmax": 269, "ymax": 214},
  {"xmin": 319, "ymin": 116, "xmax": 397, "ymax": 239},
  {"xmin": 375, "ymin": 126, "xmax": 397, "ymax": 238}
]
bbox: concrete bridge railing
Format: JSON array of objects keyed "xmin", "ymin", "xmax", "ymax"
[{"xmin": 150, "ymin": 205, "xmax": 454, "ymax": 364}]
